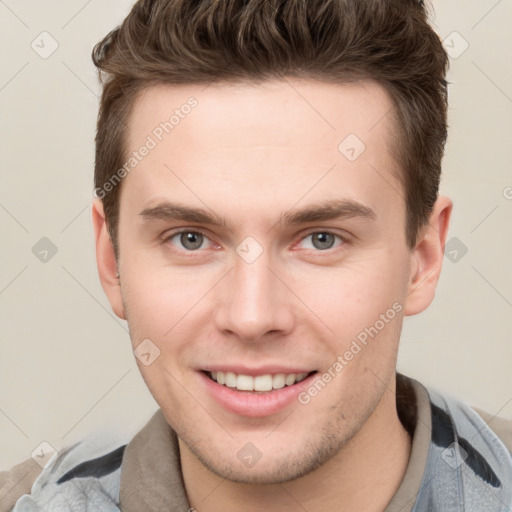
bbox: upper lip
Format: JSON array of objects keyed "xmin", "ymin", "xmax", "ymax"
[{"xmin": 201, "ymin": 365, "xmax": 316, "ymax": 376}]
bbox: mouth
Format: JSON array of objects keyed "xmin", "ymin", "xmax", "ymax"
[
  {"xmin": 202, "ymin": 370, "xmax": 318, "ymax": 393},
  {"xmin": 199, "ymin": 368, "xmax": 319, "ymax": 417}
]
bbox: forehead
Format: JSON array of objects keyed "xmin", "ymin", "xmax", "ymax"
[
  {"xmin": 127, "ymin": 78, "xmax": 396, "ymax": 154},
  {"xmin": 121, "ymin": 78, "xmax": 402, "ymax": 227}
]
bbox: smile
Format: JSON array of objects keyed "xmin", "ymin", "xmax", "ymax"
[
  {"xmin": 207, "ymin": 371, "xmax": 314, "ymax": 392},
  {"xmin": 200, "ymin": 367, "xmax": 319, "ymax": 416}
]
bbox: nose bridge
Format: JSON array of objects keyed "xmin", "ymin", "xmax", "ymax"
[{"xmin": 215, "ymin": 251, "xmax": 294, "ymax": 341}]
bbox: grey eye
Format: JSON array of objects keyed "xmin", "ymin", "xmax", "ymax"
[
  {"xmin": 310, "ymin": 232, "xmax": 336, "ymax": 250},
  {"xmin": 179, "ymin": 232, "xmax": 205, "ymax": 250}
]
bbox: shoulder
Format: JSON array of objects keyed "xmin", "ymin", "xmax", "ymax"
[
  {"xmin": 401, "ymin": 374, "xmax": 512, "ymax": 457},
  {"xmin": 0, "ymin": 458, "xmax": 43, "ymax": 512},
  {"xmin": 1, "ymin": 432, "xmax": 128, "ymax": 512},
  {"xmin": 471, "ymin": 406, "xmax": 512, "ymax": 454}
]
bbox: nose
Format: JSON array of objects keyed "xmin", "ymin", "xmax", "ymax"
[{"xmin": 213, "ymin": 253, "xmax": 295, "ymax": 343}]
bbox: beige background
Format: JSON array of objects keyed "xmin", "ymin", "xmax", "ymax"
[{"xmin": 1, "ymin": 0, "xmax": 511, "ymax": 470}]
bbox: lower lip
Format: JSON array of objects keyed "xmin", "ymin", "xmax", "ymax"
[{"xmin": 199, "ymin": 371, "xmax": 317, "ymax": 417}]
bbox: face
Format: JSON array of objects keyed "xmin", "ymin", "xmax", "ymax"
[{"xmin": 96, "ymin": 79, "xmax": 432, "ymax": 484}]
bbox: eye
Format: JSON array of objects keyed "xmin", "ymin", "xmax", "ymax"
[
  {"xmin": 297, "ymin": 232, "xmax": 344, "ymax": 251},
  {"xmin": 166, "ymin": 230, "xmax": 212, "ymax": 251}
]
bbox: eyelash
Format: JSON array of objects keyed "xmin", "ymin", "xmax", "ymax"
[{"xmin": 161, "ymin": 229, "xmax": 348, "ymax": 255}]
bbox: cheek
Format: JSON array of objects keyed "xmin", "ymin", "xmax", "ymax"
[
  {"xmin": 288, "ymin": 257, "xmax": 407, "ymax": 337},
  {"xmin": 121, "ymin": 257, "xmax": 215, "ymax": 338}
]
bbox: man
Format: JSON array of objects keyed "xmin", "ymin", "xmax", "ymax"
[{"xmin": 2, "ymin": 0, "xmax": 511, "ymax": 511}]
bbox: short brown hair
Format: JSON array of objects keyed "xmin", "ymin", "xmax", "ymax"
[{"xmin": 92, "ymin": 0, "xmax": 449, "ymax": 255}]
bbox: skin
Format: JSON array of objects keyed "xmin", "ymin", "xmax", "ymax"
[{"xmin": 93, "ymin": 79, "xmax": 452, "ymax": 512}]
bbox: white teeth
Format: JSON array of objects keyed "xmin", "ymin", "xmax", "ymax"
[
  {"xmin": 210, "ymin": 371, "xmax": 311, "ymax": 392},
  {"xmin": 254, "ymin": 374, "xmax": 273, "ymax": 392},
  {"xmin": 272, "ymin": 373, "xmax": 286, "ymax": 389},
  {"xmin": 237, "ymin": 374, "xmax": 254, "ymax": 391},
  {"xmin": 285, "ymin": 373, "xmax": 296, "ymax": 386},
  {"xmin": 225, "ymin": 372, "xmax": 237, "ymax": 387}
]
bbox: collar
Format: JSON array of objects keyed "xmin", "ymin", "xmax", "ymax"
[{"xmin": 119, "ymin": 373, "xmax": 432, "ymax": 512}]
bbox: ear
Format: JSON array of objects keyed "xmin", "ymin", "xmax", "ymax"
[
  {"xmin": 404, "ymin": 195, "xmax": 453, "ymax": 316},
  {"xmin": 91, "ymin": 199, "xmax": 126, "ymax": 320}
]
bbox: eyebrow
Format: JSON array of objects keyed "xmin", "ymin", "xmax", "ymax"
[
  {"xmin": 138, "ymin": 199, "xmax": 376, "ymax": 227},
  {"xmin": 282, "ymin": 199, "xmax": 376, "ymax": 224},
  {"xmin": 139, "ymin": 202, "xmax": 226, "ymax": 226}
]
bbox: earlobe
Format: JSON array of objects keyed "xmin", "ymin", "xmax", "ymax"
[
  {"xmin": 404, "ymin": 196, "xmax": 453, "ymax": 316},
  {"xmin": 91, "ymin": 199, "xmax": 126, "ymax": 320}
]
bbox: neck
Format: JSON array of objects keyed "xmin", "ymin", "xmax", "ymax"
[{"xmin": 180, "ymin": 387, "xmax": 411, "ymax": 512}]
